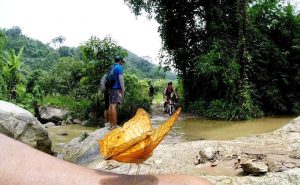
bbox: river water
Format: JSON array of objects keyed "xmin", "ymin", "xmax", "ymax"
[
  {"xmin": 173, "ymin": 116, "xmax": 294, "ymax": 140},
  {"xmin": 47, "ymin": 116, "xmax": 294, "ymax": 153}
]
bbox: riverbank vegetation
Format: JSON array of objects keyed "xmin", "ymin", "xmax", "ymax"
[
  {"xmin": 0, "ymin": 28, "xmax": 170, "ymax": 123},
  {"xmin": 125, "ymin": 0, "xmax": 300, "ymax": 120}
]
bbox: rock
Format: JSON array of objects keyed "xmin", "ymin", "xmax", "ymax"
[
  {"xmin": 59, "ymin": 116, "xmax": 300, "ymax": 184},
  {"xmin": 61, "ymin": 121, "xmax": 67, "ymax": 126},
  {"xmin": 57, "ymin": 131, "xmax": 68, "ymax": 136},
  {"xmin": 207, "ymin": 168, "xmax": 300, "ymax": 185},
  {"xmin": 61, "ymin": 128, "xmax": 110, "ymax": 164},
  {"xmin": 73, "ymin": 119, "xmax": 82, "ymax": 124},
  {"xmin": 289, "ymin": 150, "xmax": 300, "ymax": 159},
  {"xmin": 241, "ymin": 160, "xmax": 268, "ymax": 175},
  {"xmin": 39, "ymin": 106, "xmax": 68, "ymax": 123},
  {"xmin": 155, "ymin": 159, "xmax": 163, "ymax": 164},
  {"xmin": 0, "ymin": 100, "xmax": 52, "ymax": 153},
  {"xmin": 81, "ymin": 120, "xmax": 90, "ymax": 126},
  {"xmin": 88, "ymin": 112, "xmax": 96, "ymax": 120},
  {"xmin": 65, "ymin": 118, "xmax": 72, "ymax": 125},
  {"xmin": 44, "ymin": 122, "xmax": 56, "ymax": 128},
  {"xmin": 199, "ymin": 146, "xmax": 215, "ymax": 160}
]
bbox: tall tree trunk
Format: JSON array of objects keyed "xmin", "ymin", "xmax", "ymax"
[{"xmin": 237, "ymin": 0, "xmax": 250, "ymax": 103}]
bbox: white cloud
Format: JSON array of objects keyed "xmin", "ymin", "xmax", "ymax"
[{"xmin": 0, "ymin": 0, "xmax": 161, "ymax": 61}]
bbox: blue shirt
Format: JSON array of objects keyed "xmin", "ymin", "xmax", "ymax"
[{"xmin": 112, "ymin": 63, "xmax": 123, "ymax": 89}]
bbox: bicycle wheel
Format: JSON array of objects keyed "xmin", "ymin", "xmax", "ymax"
[{"xmin": 168, "ymin": 105, "xmax": 173, "ymax": 115}]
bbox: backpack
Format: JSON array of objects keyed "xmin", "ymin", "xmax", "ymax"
[{"xmin": 100, "ymin": 65, "xmax": 115, "ymax": 92}]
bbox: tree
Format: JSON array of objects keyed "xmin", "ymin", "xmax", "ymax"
[
  {"xmin": 51, "ymin": 35, "xmax": 66, "ymax": 48},
  {"xmin": 1, "ymin": 48, "xmax": 24, "ymax": 101},
  {"xmin": 124, "ymin": 0, "xmax": 300, "ymax": 119},
  {"xmin": 5, "ymin": 26, "xmax": 22, "ymax": 37},
  {"xmin": 80, "ymin": 36, "xmax": 127, "ymax": 95},
  {"xmin": 0, "ymin": 30, "xmax": 7, "ymax": 99},
  {"xmin": 58, "ymin": 46, "xmax": 72, "ymax": 57}
]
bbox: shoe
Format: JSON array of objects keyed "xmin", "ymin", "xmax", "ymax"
[{"xmin": 105, "ymin": 123, "xmax": 112, "ymax": 130}]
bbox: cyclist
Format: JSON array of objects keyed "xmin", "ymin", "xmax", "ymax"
[{"xmin": 163, "ymin": 81, "xmax": 178, "ymax": 113}]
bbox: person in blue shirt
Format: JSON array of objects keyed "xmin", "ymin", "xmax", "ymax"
[{"xmin": 108, "ymin": 55, "xmax": 125, "ymax": 129}]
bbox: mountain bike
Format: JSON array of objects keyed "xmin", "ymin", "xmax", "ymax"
[{"xmin": 165, "ymin": 96, "xmax": 178, "ymax": 116}]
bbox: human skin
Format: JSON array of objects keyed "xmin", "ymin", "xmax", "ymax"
[
  {"xmin": 108, "ymin": 103, "xmax": 118, "ymax": 128},
  {"xmin": 104, "ymin": 109, "xmax": 108, "ymax": 123},
  {"xmin": 0, "ymin": 134, "xmax": 213, "ymax": 185}
]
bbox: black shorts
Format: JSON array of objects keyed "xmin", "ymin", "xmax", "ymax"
[
  {"xmin": 104, "ymin": 91, "xmax": 109, "ymax": 110},
  {"xmin": 109, "ymin": 89, "xmax": 123, "ymax": 104}
]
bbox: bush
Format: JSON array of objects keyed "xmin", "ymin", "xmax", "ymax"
[
  {"xmin": 292, "ymin": 102, "xmax": 300, "ymax": 114},
  {"xmin": 188, "ymin": 98, "xmax": 264, "ymax": 120},
  {"xmin": 117, "ymin": 74, "xmax": 152, "ymax": 123},
  {"xmin": 186, "ymin": 99, "xmax": 207, "ymax": 115},
  {"xmin": 42, "ymin": 95, "xmax": 92, "ymax": 119}
]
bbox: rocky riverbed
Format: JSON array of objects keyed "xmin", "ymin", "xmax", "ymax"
[
  {"xmin": 1, "ymin": 100, "xmax": 299, "ymax": 184},
  {"xmin": 61, "ymin": 115, "xmax": 300, "ymax": 184}
]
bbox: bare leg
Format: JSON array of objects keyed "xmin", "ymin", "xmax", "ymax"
[
  {"xmin": 108, "ymin": 103, "xmax": 118, "ymax": 128},
  {"xmin": 104, "ymin": 110, "xmax": 108, "ymax": 123},
  {"xmin": 0, "ymin": 134, "xmax": 213, "ymax": 185}
]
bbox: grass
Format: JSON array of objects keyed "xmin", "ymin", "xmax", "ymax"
[
  {"xmin": 153, "ymin": 93, "xmax": 164, "ymax": 104},
  {"xmin": 41, "ymin": 95, "xmax": 92, "ymax": 118}
]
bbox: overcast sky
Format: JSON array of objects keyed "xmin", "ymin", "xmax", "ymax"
[
  {"xmin": 0, "ymin": 0, "xmax": 299, "ymax": 63},
  {"xmin": 0, "ymin": 0, "xmax": 161, "ymax": 62}
]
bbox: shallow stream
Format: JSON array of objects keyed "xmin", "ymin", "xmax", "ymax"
[{"xmin": 47, "ymin": 116, "xmax": 294, "ymax": 153}]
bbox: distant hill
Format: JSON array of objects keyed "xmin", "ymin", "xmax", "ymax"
[
  {"xmin": 4, "ymin": 26, "xmax": 81, "ymax": 70},
  {"xmin": 125, "ymin": 50, "xmax": 176, "ymax": 80},
  {"xmin": 3, "ymin": 26, "xmax": 175, "ymax": 80}
]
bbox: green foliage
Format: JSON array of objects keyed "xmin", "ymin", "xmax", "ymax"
[
  {"xmin": 247, "ymin": 1, "xmax": 300, "ymax": 114},
  {"xmin": 1, "ymin": 48, "xmax": 24, "ymax": 101},
  {"xmin": 5, "ymin": 26, "xmax": 22, "ymax": 37},
  {"xmin": 79, "ymin": 132, "xmax": 89, "ymax": 142},
  {"xmin": 205, "ymin": 99, "xmax": 263, "ymax": 120},
  {"xmin": 153, "ymin": 93, "xmax": 163, "ymax": 104},
  {"xmin": 4, "ymin": 27, "xmax": 59, "ymax": 70},
  {"xmin": 125, "ymin": 0, "xmax": 300, "ymax": 119},
  {"xmin": 152, "ymin": 79, "xmax": 168, "ymax": 95},
  {"xmin": 38, "ymin": 57, "xmax": 84, "ymax": 97},
  {"xmin": 292, "ymin": 102, "xmax": 300, "ymax": 114},
  {"xmin": 42, "ymin": 95, "xmax": 92, "ymax": 119},
  {"xmin": 0, "ymin": 30, "xmax": 6, "ymax": 99},
  {"xmin": 118, "ymin": 74, "xmax": 152, "ymax": 122},
  {"xmin": 51, "ymin": 35, "xmax": 66, "ymax": 48},
  {"xmin": 14, "ymin": 83, "xmax": 35, "ymax": 112},
  {"xmin": 80, "ymin": 36, "xmax": 127, "ymax": 96},
  {"xmin": 1, "ymin": 26, "xmax": 166, "ymax": 123},
  {"xmin": 37, "ymin": 36, "xmax": 153, "ymax": 121},
  {"xmin": 188, "ymin": 98, "xmax": 263, "ymax": 121},
  {"xmin": 0, "ymin": 42, "xmax": 39, "ymax": 112},
  {"xmin": 58, "ymin": 46, "xmax": 81, "ymax": 58},
  {"xmin": 124, "ymin": 51, "xmax": 171, "ymax": 79},
  {"xmin": 0, "ymin": 30, "xmax": 6, "ymax": 50},
  {"xmin": 186, "ymin": 99, "xmax": 206, "ymax": 115}
]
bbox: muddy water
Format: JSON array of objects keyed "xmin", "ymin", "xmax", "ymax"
[
  {"xmin": 47, "ymin": 125, "xmax": 97, "ymax": 153},
  {"xmin": 47, "ymin": 116, "xmax": 294, "ymax": 153},
  {"xmin": 172, "ymin": 116, "xmax": 294, "ymax": 141}
]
